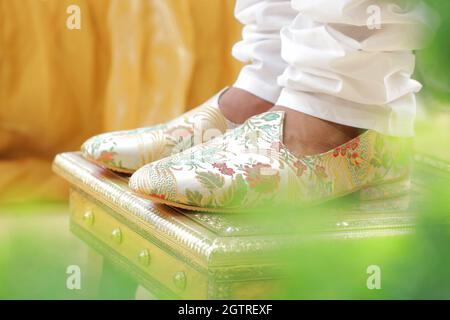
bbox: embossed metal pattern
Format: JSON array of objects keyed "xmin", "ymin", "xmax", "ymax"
[
  {"xmin": 414, "ymin": 153, "xmax": 450, "ymax": 174},
  {"xmin": 54, "ymin": 153, "xmax": 218, "ymax": 266},
  {"xmin": 54, "ymin": 152, "xmax": 417, "ymax": 267},
  {"xmin": 70, "ymin": 190, "xmax": 208, "ymax": 298}
]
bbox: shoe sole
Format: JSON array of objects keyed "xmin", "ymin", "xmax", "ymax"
[
  {"xmin": 133, "ymin": 176, "xmax": 411, "ymax": 214},
  {"xmin": 136, "ymin": 192, "xmax": 247, "ymax": 214},
  {"xmin": 83, "ymin": 154, "xmax": 136, "ymax": 175}
]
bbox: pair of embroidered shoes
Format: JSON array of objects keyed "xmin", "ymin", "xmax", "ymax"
[{"xmin": 82, "ymin": 89, "xmax": 412, "ymax": 213}]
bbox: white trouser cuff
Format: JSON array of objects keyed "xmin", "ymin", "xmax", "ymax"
[
  {"xmin": 234, "ymin": 67, "xmax": 282, "ymax": 104},
  {"xmin": 276, "ymin": 88, "xmax": 416, "ymax": 137}
]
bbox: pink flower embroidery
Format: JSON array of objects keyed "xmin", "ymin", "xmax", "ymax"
[
  {"xmin": 98, "ymin": 151, "xmax": 115, "ymax": 162},
  {"xmin": 333, "ymin": 148, "xmax": 340, "ymax": 158},
  {"xmin": 166, "ymin": 126, "xmax": 194, "ymax": 138},
  {"xmin": 213, "ymin": 163, "xmax": 235, "ymax": 176},
  {"xmin": 150, "ymin": 193, "xmax": 166, "ymax": 200},
  {"xmin": 271, "ymin": 141, "xmax": 283, "ymax": 151},
  {"xmin": 350, "ymin": 152, "xmax": 363, "ymax": 166},
  {"xmin": 333, "ymin": 138, "xmax": 360, "ymax": 158}
]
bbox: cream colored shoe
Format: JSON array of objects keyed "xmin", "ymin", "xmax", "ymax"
[
  {"xmin": 129, "ymin": 111, "xmax": 412, "ymax": 213},
  {"xmin": 82, "ymin": 89, "xmax": 235, "ymax": 173}
]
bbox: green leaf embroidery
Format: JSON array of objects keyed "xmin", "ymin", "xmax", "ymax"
[
  {"xmin": 196, "ymin": 171, "xmax": 225, "ymax": 191},
  {"xmin": 370, "ymin": 158, "xmax": 381, "ymax": 168},
  {"xmin": 203, "ymin": 195, "xmax": 215, "ymax": 208},
  {"xmin": 375, "ymin": 135, "xmax": 384, "ymax": 153},
  {"xmin": 259, "ymin": 125, "xmax": 272, "ymax": 131},
  {"xmin": 186, "ymin": 189, "xmax": 203, "ymax": 206},
  {"xmin": 382, "ymin": 153, "xmax": 391, "ymax": 168},
  {"xmin": 262, "ymin": 113, "xmax": 280, "ymax": 122},
  {"xmin": 217, "ymin": 174, "xmax": 248, "ymax": 207}
]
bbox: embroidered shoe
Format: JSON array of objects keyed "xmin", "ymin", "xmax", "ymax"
[
  {"xmin": 129, "ymin": 111, "xmax": 412, "ymax": 213},
  {"xmin": 81, "ymin": 89, "xmax": 236, "ymax": 173}
]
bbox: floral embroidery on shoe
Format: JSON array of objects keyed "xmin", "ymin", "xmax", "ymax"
[
  {"xmin": 149, "ymin": 193, "xmax": 166, "ymax": 200},
  {"xmin": 314, "ymin": 165, "xmax": 328, "ymax": 180},
  {"xmin": 348, "ymin": 139, "xmax": 360, "ymax": 151},
  {"xmin": 94, "ymin": 149, "xmax": 124, "ymax": 170},
  {"xmin": 213, "ymin": 163, "xmax": 235, "ymax": 176},
  {"xmin": 185, "ymin": 188, "xmax": 204, "ymax": 207},
  {"xmin": 370, "ymin": 134, "xmax": 391, "ymax": 169},
  {"xmin": 81, "ymin": 89, "xmax": 230, "ymax": 173},
  {"xmin": 98, "ymin": 151, "xmax": 116, "ymax": 163},
  {"xmin": 271, "ymin": 141, "xmax": 283, "ymax": 152},
  {"xmin": 333, "ymin": 137, "xmax": 361, "ymax": 159},
  {"xmin": 331, "ymin": 138, "xmax": 364, "ymax": 167},
  {"xmin": 294, "ymin": 160, "xmax": 307, "ymax": 177},
  {"xmin": 129, "ymin": 111, "xmax": 411, "ymax": 212},
  {"xmin": 243, "ymin": 162, "xmax": 280, "ymax": 194},
  {"xmin": 195, "ymin": 171, "xmax": 225, "ymax": 192},
  {"xmin": 350, "ymin": 152, "xmax": 363, "ymax": 166},
  {"xmin": 261, "ymin": 113, "xmax": 281, "ymax": 122},
  {"xmin": 165, "ymin": 125, "xmax": 195, "ymax": 138}
]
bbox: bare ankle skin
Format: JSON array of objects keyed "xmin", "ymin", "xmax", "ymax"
[
  {"xmin": 219, "ymin": 87, "xmax": 274, "ymax": 124},
  {"xmin": 272, "ymin": 106, "xmax": 365, "ymax": 156}
]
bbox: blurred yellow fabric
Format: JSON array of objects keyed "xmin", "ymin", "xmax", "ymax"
[{"xmin": 0, "ymin": 0, "xmax": 242, "ymax": 204}]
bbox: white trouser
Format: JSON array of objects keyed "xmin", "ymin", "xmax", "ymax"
[{"xmin": 233, "ymin": 0, "xmax": 437, "ymax": 137}]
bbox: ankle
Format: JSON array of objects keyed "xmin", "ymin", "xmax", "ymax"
[
  {"xmin": 272, "ymin": 106, "xmax": 364, "ymax": 156},
  {"xmin": 219, "ymin": 87, "xmax": 273, "ymax": 124}
]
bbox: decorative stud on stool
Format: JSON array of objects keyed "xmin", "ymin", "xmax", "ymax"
[
  {"xmin": 173, "ymin": 271, "xmax": 187, "ymax": 291},
  {"xmin": 83, "ymin": 210, "xmax": 95, "ymax": 225},
  {"xmin": 111, "ymin": 228, "xmax": 123, "ymax": 244},
  {"xmin": 138, "ymin": 249, "xmax": 151, "ymax": 267}
]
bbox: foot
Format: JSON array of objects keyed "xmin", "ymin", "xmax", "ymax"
[
  {"xmin": 129, "ymin": 110, "xmax": 411, "ymax": 212},
  {"xmin": 272, "ymin": 106, "xmax": 364, "ymax": 157},
  {"xmin": 82, "ymin": 89, "xmax": 233, "ymax": 173},
  {"xmin": 219, "ymin": 87, "xmax": 273, "ymax": 124}
]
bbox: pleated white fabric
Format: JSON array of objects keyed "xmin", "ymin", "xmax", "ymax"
[
  {"xmin": 232, "ymin": 0, "xmax": 297, "ymax": 103},
  {"xmin": 233, "ymin": 0, "xmax": 438, "ymax": 136}
]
